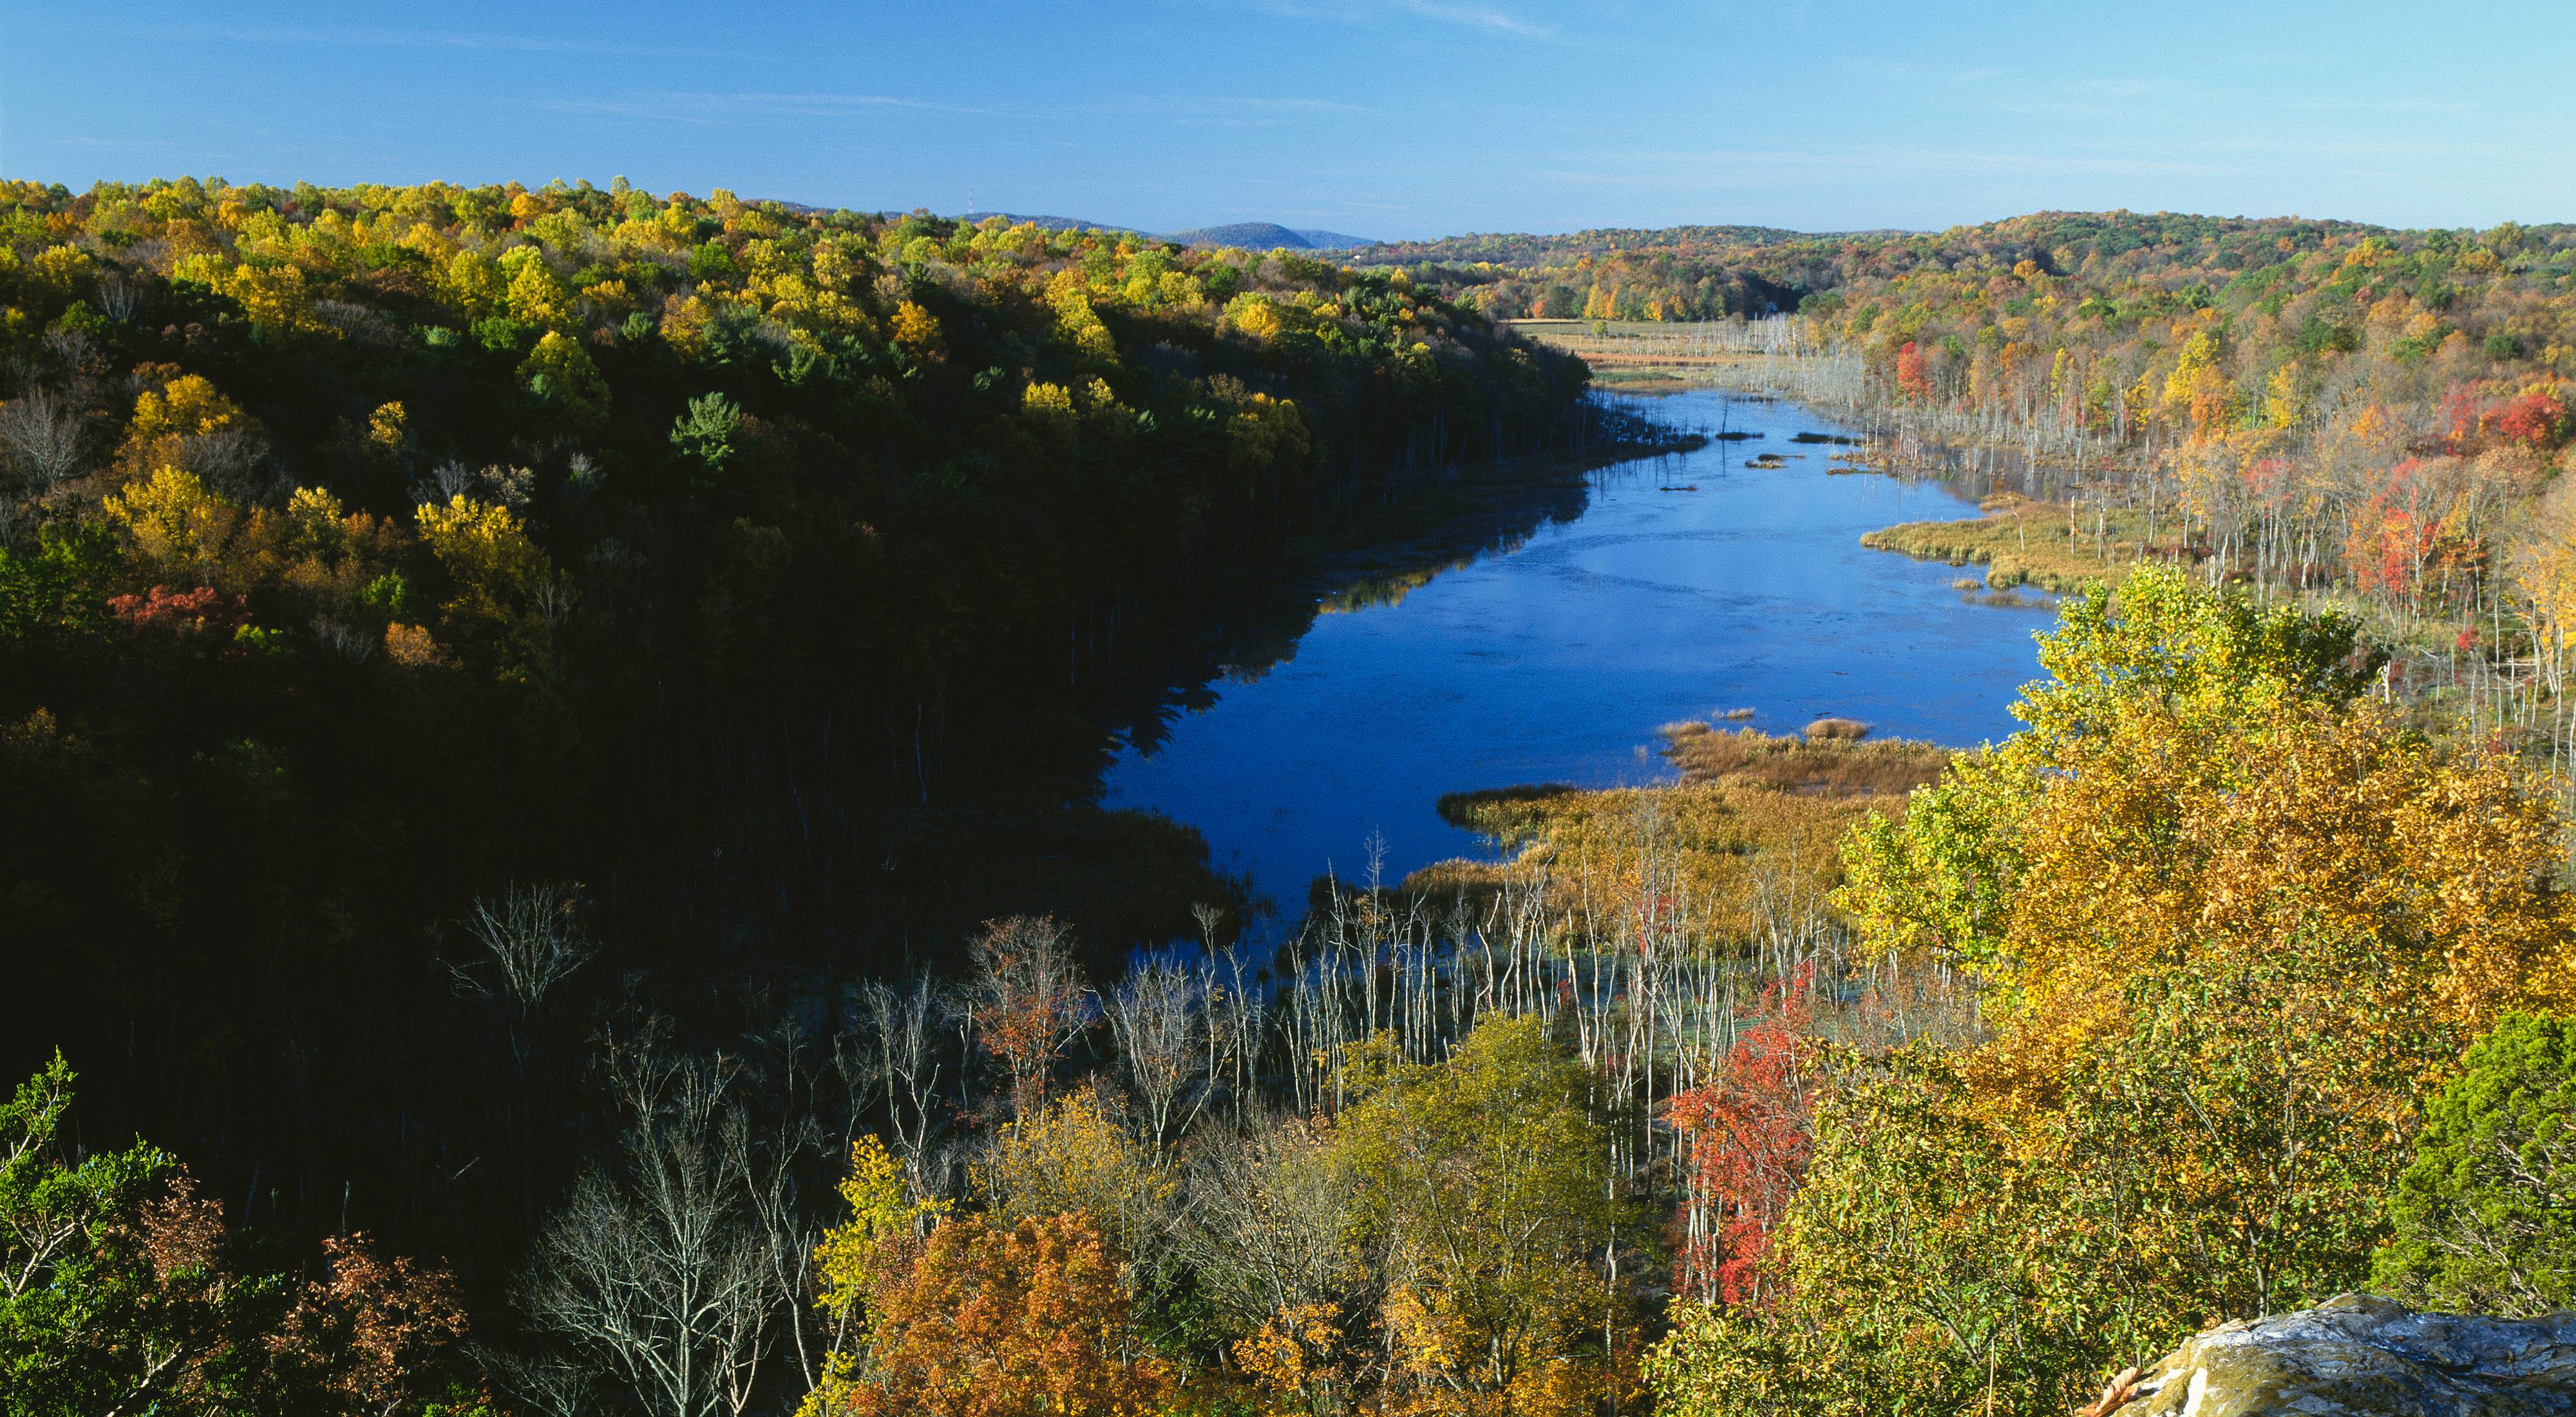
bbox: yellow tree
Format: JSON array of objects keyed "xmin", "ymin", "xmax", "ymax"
[
  {"xmin": 805, "ymin": 1136, "xmax": 947, "ymax": 1412},
  {"xmin": 816, "ymin": 1213, "xmax": 1170, "ymax": 1417},
  {"xmin": 414, "ymin": 493, "xmax": 558, "ymax": 672}
]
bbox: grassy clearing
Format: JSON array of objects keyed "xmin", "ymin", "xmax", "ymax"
[
  {"xmin": 1861, "ymin": 493, "xmax": 2198, "ymax": 592},
  {"xmin": 1413, "ymin": 777, "xmax": 1882, "ymax": 926}
]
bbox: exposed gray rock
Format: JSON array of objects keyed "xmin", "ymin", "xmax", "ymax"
[{"xmin": 2098, "ymin": 1293, "xmax": 2576, "ymax": 1416}]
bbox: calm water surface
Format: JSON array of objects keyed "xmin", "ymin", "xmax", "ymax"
[{"xmin": 1103, "ymin": 390, "xmax": 2054, "ymax": 924}]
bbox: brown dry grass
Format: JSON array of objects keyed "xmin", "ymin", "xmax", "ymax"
[
  {"xmin": 1861, "ymin": 493, "xmax": 2195, "ymax": 592},
  {"xmin": 1665, "ymin": 723, "xmax": 1947, "ymax": 795},
  {"xmin": 1417, "ymin": 777, "xmax": 1884, "ymax": 927},
  {"xmin": 1407, "ymin": 726, "xmax": 1955, "ymax": 935}
]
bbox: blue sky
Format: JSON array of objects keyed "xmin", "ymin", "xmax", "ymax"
[{"xmin": 7, "ymin": 1, "xmax": 2570, "ymax": 240}]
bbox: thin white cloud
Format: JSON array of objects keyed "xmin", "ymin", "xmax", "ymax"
[
  {"xmin": 1398, "ymin": 1, "xmax": 1558, "ymax": 39},
  {"xmin": 1087, "ymin": 94, "xmax": 1383, "ymax": 128},
  {"xmin": 1232, "ymin": 0, "xmax": 1564, "ymax": 43},
  {"xmin": 535, "ymin": 91, "xmax": 990, "ymax": 124},
  {"xmin": 131, "ymin": 22, "xmax": 730, "ymax": 59}
]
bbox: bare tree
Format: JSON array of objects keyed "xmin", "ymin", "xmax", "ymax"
[
  {"xmin": 733, "ymin": 1016, "xmax": 827, "ymax": 1398},
  {"xmin": 1175, "ymin": 1117, "xmax": 1359, "ymax": 1338},
  {"xmin": 0, "ymin": 389, "xmax": 86, "ymax": 492},
  {"xmin": 93, "ymin": 275, "xmax": 141, "ymax": 324},
  {"xmin": 522, "ymin": 1042, "xmax": 783, "ymax": 1417},
  {"xmin": 1105, "ymin": 962, "xmax": 1208, "ymax": 1156},
  {"xmin": 447, "ymin": 882, "xmax": 594, "ymax": 1084},
  {"xmin": 848, "ymin": 975, "xmax": 948, "ymax": 1175},
  {"xmin": 475, "ymin": 1347, "xmax": 592, "ymax": 1417}
]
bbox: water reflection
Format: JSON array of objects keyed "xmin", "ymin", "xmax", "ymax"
[{"xmin": 1103, "ymin": 391, "xmax": 2057, "ymax": 929}]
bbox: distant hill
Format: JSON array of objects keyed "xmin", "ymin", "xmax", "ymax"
[
  {"xmin": 1345, "ymin": 224, "xmax": 1905, "ymax": 267},
  {"xmin": 970, "ymin": 211, "xmax": 1134, "ymax": 233},
  {"xmin": 1164, "ymin": 221, "xmax": 1378, "ymax": 251},
  {"xmin": 790, "ymin": 209, "xmax": 1379, "ymax": 250}
]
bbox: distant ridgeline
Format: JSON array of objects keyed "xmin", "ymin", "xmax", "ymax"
[
  {"xmin": 0, "ymin": 176, "xmax": 1595, "ymax": 1255},
  {"xmin": 1345, "ymin": 210, "xmax": 2576, "ymax": 332},
  {"xmin": 954, "ymin": 214, "xmax": 1378, "ymax": 250}
]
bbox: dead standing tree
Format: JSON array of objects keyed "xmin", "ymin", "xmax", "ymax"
[
  {"xmin": 520, "ymin": 1034, "xmax": 786, "ymax": 1417},
  {"xmin": 1105, "ymin": 962, "xmax": 1209, "ymax": 1157},
  {"xmin": 446, "ymin": 881, "xmax": 595, "ymax": 1230}
]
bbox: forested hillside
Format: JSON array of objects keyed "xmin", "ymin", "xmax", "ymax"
[
  {"xmin": 1369, "ymin": 209, "xmax": 2576, "ymax": 338},
  {"xmin": 0, "ymin": 174, "xmax": 1606, "ymax": 1387}
]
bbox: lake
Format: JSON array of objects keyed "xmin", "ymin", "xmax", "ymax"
[{"xmin": 1101, "ymin": 390, "xmax": 2056, "ymax": 927}]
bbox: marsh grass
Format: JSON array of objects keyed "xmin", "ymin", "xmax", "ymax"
[
  {"xmin": 1862, "ymin": 493, "xmax": 2196, "ymax": 591},
  {"xmin": 1667, "ymin": 723, "xmax": 1946, "ymax": 794},
  {"xmin": 1417, "ymin": 776, "xmax": 1884, "ymax": 926},
  {"xmin": 1412, "ymin": 725, "xmax": 1951, "ymax": 952}
]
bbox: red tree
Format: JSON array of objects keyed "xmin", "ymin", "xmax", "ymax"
[
  {"xmin": 2499, "ymin": 388, "xmax": 2570, "ymax": 448},
  {"xmin": 1894, "ymin": 341, "xmax": 1931, "ymax": 401},
  {"xmin": 107, "ymin": 585, "xmax": 248, "ymax": 634},
  {"xmin": 1664, "ymin": 965, "xmax": 1815, "ymax": 1306}
]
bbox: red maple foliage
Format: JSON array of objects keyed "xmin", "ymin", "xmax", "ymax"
[
  {"xmin": 274, "ymin": 1233, "xmax": 469, "ymax": 1409},
  {"xmin": 968, "ymin": 916, "xmax": 1090, "ymax": 1118},
  {"xmin": 2439, "ymin": 384, "xmax": 2571, "ymax": 453},
  {"xmin": 108, "ymin": 585, "xmax": 249, "ymax": 634},
  {"xmin": 1894, "ymin": 341, "xmax": 1930, "ymax": 401},
  {"xmin": 2344, "ymin": 460, "xmax": 2444, "ymax": 598},
  {"xmin": 1663, "ymin": 965, "xmax": 1815, "ymax": 1307},
  {"xmin": 2498, "ymin": 388, "xmax": 2570, "ymax": 448}
]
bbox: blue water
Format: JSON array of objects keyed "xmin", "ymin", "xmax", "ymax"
[{"xmin": 1103, "ymin": 390, "xmax": 2056, "ymax": 924}]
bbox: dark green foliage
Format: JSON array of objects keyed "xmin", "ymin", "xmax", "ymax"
[
  {"xmin": 668, "ymin": 390, "xmax": 743, "ymax": 486},
  {"xmin": 2375, "ymin": 1013, "xmax": 2576, "ymax": 1317}
]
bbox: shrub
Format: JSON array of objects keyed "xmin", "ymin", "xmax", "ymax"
[{"xmin": 2374, "ymin": 1013, "xmax": 2576, "ymax": 1317}]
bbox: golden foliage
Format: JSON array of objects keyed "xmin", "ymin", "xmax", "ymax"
[
  {"xmin": 381, "ymin": 622, "xmax": 450, "ymax": 669},
  {"xmin": 120, "ymin": 372, "xmax": 260, "ymax": 482},
  {"xmin": 1999, "ymin": 697, "xmax": 2576, "ymax": 1056},
  {"xmin": 102, "ymin": 466, "xmax": 247, "ymax": 585},
  {"xmin": 821, "ymin": 1213, "xmax": 1170, "ymax": 1417},
  {"xmin": 890, "ymin": 300, "xmax": 944, "ymax": 359},
  {"xmin": 972, "ymin": 1085, "xmax": 1171, "ymax": 1268},
  {"xmin": 365, "ymin": 401, "xmax": 407, "ymax": 454}
]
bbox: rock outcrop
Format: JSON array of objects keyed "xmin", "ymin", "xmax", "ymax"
[{"xmin": 2087, "ymin": 1293, "xmax": 2576, "ymax": 1416}]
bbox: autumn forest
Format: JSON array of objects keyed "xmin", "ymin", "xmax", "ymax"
[{"xmin": 8, "ymin": 176, "xmax": 2576, "ymax": 1417}]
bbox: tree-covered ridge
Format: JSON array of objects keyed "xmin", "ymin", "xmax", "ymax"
[
  {"xmin": 0, "ymin": 169, "xmax": 1594, "ymax": 911},
  {"xmin": 1795, "ymin": 210, "xmax": 2576, "ymax": 381},
  {"xmin": 1372, "ymin": 208, "xmax": 2576, "ymax": 345},
  {"xmin": 1352, "ymin": 222, "xmax": 1848, "ymax": 267},
  {"xmin": 0, "ymin": 173, "xmax": 1602, "ymax": 1336}
]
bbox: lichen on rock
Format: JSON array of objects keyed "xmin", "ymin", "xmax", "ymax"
[{"xmin": 2088, "ymin": 1293, "xmax": 2576, "ymax": 1416}]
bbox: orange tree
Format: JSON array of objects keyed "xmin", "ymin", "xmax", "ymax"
[
  {"xmin": 1651, "ymin": 570, "xmax": 2576, "ymax": 1416},
  {"xmin": 810, "ymin": 1210, "xmax": 1168, "ymax": 1417}
]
